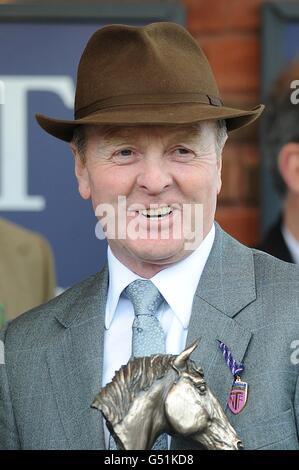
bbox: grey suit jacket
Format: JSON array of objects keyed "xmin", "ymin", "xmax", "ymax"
[{"xmin": 1, "ymin": 224, "xmax": 299, "ymax": 450}]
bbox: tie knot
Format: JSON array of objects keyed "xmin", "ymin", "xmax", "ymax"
[{"xmin": 124, "ymin": 279, "xmax": 164, "ymax": 317}]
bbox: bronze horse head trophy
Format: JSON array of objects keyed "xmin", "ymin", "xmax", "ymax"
[{"xmin": 92, "ymin": 340, "xmax": 243, "ymax": 450}]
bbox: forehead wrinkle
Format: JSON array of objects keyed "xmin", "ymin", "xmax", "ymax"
[
  {"xmin": 88, "ymin": 123, "xmax": 215, "ymax": 153},
  {"xmin": 93, "ymin": 126, "xmax": 134, "ymax": 147}
]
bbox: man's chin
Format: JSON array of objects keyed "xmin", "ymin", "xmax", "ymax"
[{"xmin": 126, "ymin": 239, "xmax": 188, "ymax": 264}]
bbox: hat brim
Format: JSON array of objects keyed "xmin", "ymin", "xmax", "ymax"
[{"xmin": 35, "ymin": 103, "xmax": 264, "ymax": 143}]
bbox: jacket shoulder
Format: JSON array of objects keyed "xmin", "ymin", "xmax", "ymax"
[
  {"xmin": 252, "ymin": 247, "xmax": 299, "ymax": 282},
  {"xmin": 0, "ymin": 271, "xmax": 103, "ymax": 350}
]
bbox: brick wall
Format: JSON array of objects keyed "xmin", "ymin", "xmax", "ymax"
[{"xmin": 183, "ymin": 0, "xmax": 264, "ymax": 246}]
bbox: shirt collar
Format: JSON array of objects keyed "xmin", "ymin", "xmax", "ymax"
[
  {"xmin": 151, "ymin": 224, "xmax": 215, "ymax": 328},
  {"xmin": 105, "ymin": 223, "xmax": 215, "ymax": 329},
  {"xmin": 282, "ymin": 224, "xmax": 299, "ymax": 264},
  {"xmin": 105, "ymin": 248, "xmax": 142, "ymax": 329}
]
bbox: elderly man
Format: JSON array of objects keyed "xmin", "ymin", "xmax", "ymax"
[{"xmin": 0, "ymin": 23, "xmax": 298, "ymax": 451}]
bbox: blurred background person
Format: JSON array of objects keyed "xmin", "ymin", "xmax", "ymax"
[
  {"xmin": 259, "ymin": 59, "xmax": 299, "ymax": 263},
  {"xmin": 0, "ymin": 217, "xmax": 56, "ymax": 325}
]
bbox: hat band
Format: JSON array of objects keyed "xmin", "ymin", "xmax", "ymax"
[{"xmin": 75, "ymin": 93, "xmax": 223, "ymax": 119}]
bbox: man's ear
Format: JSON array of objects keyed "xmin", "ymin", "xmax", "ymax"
[
  {"xmin": 278, "ymin": 143, "xmax": 299, "ymax": 194},
  {"xmin": 70, "ymin": 143, "xmax": 91, "ymax": 200}
]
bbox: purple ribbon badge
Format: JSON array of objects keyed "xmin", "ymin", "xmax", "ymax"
[
  {"xmin": 218, "ymin": 341, "xmax": 248, "ymax": 414},
  {"xmin": 228, "ymin": 377, "xmax": 248, "ymax": 414}
]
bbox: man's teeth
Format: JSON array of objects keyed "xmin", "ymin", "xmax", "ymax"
[{"xmin": 139, "ymin": 207, "xmax": 173, "ymax": 218}]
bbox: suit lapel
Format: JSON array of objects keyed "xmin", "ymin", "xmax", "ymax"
[
  {"xmin": 186, "ymin": 299, "xmax": 252, "ymax": 410},
  {"xmin": 171, "ymin": 224, "xmax": 256, "ymax": 450},
  {"xmin": 186, "ymin": 223, "xmax": 255, "ymax": 409},
  {"xmin": 46, "ymin": 265, "xmax": 109, "ymax": 449}
]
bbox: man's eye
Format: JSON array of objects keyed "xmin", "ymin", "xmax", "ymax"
[
  {"xmin": 174, "ymin": 148, "xmax": 191, "ymax": 156},
  {"xmin": 119, "ymin": 149, "xmax": 133, "ymax": 156},
  {"xmin": 113, "ymin": 148, "xmax": 137, "ymax": 165}
]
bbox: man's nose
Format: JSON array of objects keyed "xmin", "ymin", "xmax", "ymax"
[{"xmin": 136, "ymin": 159, "xmax": 173, "ymax": 194}]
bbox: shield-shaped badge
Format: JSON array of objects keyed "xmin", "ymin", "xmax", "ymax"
[{"xmin": 228, "ymin": 377, "xmax": 248, "ymax": 414}]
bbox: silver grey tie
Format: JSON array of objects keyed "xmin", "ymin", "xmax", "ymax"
[
  {"xmin": 109, "ymin": 279, "xmax": 168, "ymax": 450},
  {"xmin": 125, "ymin": 279, "xmax": 168, "ymax": 449},
  {"xmin": 125, "ymin": 279, "xmax": 165, "ymax": 357}
]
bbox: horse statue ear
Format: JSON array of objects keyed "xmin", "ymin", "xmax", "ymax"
[{"xmin": 173, "ymin": 339, "xmax": 200, "ymax": 371}]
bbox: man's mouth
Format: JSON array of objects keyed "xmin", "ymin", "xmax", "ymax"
[{"xmin": 137, "ymin": 206, "xmax": 173, "ymax": 218}]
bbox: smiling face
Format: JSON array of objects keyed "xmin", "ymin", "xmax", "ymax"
[{"xmin": 71, "ymin": 122, "xmax": 223, "ymax": 278}]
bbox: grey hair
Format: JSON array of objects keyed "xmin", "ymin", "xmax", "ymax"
[
  {"xmin": 215, "ymin": 119, "xmax": 228, "ymax": 160},
  {"xmin": 72, "ymin": 125, "xmax": 87, "ymax": 162},
  {"xmin": 189, "ymin": 119, "xmax": 227, "ymax": 162},
  {"xmin": 71, "ymin": 120, "xmax": 227, "ymax": 164}
]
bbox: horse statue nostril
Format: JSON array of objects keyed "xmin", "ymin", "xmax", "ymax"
[{"xmin": 237, "ymin": 441, "xmax": 244, "ymax": 450}]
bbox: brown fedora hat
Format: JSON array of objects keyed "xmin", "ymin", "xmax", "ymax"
[{"xmin": 36, "ymin": 22, "xmax": 264, "ymax": 142}]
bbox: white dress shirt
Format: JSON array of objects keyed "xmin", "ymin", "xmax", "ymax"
[
  {"xmin": 102, "ymin": 223, "xmax": 215, "ymax": 448},
  {"xmin": 282, "ymin": 224, "xmax": 299, "ymax": 264}
]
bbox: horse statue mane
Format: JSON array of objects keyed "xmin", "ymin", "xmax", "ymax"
[
  {"xmin": 92, "ymin": 340, "xmax": 243, "ymax": 450},
  {"xmin": 95, "ymin": 352, "xmax": 203, "ymax": 428}
]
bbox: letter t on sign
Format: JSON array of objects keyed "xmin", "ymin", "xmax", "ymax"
[{"xmin": 0, "ymin": 76, "xmax": 74, "ymax": 211}]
